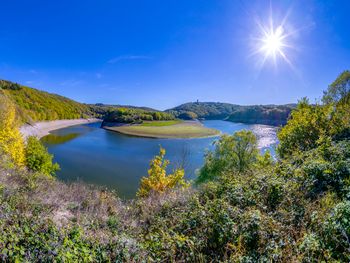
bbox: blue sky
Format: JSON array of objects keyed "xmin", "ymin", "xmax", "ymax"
[{"xmin": 0, "ymin": 0, "xmax": 349, "ymax": 109}]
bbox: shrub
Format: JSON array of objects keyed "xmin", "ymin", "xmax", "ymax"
[
  {"xmin": 277, "ymin": 98, "xmax": 332, "ymax": 158},
  {"xmin": 25, "ymin": 136, "xmax": 59, "ymax": 177},
  {"xmin": 197, "ymin": 130, "xmax": 258, "ymax": 183},
  {"xmin": 137, "ymin": 147, "xmax": 188, "ymax": 197}
]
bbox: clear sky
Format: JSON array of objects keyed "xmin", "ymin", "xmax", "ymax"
[{"xmin": 0, "ymin": 1, "xmax": 349, "ymax": 109}]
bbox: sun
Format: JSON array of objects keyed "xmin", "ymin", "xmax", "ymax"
[
  {"xmin": 261, "ymin": 26, "xmax": 284, "ymax": 58},
  {"xmin": 251, "ymin": 12, "xmax": 297, "ymax": 69},
  {"xmin": 255, "ymin": 22, "xmax": 289, "ymax": 65}
]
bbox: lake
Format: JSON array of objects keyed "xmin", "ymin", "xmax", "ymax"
[{"xmin": 42, "ymin": 120, "xmax": 278, "ymax": 198}]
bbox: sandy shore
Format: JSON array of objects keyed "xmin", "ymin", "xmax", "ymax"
[{"xmin": 20, "ymin": 118, "xmax": 101, "ymax": 139}]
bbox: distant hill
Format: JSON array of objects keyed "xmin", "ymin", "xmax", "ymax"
[
  {"xmin": 166, "ymin": 102, "xmax": 296, "ymax": 126},
  {"xmin": 90, "ymin": 103, "xmax": 158, "ymax": 117},
  {"xmin": 167, "ymin": 102, "xmax": 241, "ymax": 120},
  {"xmin": 226, "ymin": 104, "xmax": 295, "ymax": 126}
]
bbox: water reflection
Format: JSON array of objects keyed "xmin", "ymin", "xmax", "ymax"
[
  {"xmin": 250, "ymin": 124, "xmax": 278, "ymax": 149},
  {"xmin": 41, "ymin": 133, "xmax": 81, "ymax": 145}
]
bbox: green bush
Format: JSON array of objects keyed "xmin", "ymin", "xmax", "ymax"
[
  {"xmin": 197, "ymin": 130, "xmax": 258, "ymax": 183},
  {"xmin": 25, "ymin": 136, "xmax": 59, "ymax": 177}
]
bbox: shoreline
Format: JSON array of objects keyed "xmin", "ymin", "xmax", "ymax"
[{"xmin": 20, "ymin": 118, "xmax": 101, "ymax": 139}]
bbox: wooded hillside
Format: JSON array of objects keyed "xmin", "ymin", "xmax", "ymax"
[{"xmin": 0, "ymin": 80, "xmax": 94, "ymax": 123}]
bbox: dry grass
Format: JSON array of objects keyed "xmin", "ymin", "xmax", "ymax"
[
  {"xmin": 0, "ymin": 153, "xmax": 191, "ymax": 244},
  {"xmin": 0, "ymin": 155, "xmax": 129, "ymax": 241}
]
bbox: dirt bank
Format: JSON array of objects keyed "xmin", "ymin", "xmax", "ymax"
[{"xmin": 20, "ymin": 118, "xmax": 101, "ymax": 139}]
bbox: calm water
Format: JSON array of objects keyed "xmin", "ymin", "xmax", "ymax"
[{"xmin": 42, "ymin": 120, "xmax": 278, "ymax": 198}]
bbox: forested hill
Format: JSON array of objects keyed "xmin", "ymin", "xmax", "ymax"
[
  {"xmin": 0, "ymin": 80, "xmax": 94, "ymax": 123},
  {"xmin": 0, "ymin": 80, "xmax": 166, "ymax": 124},
  {"xmin": 167, "ymin": 102, "xmax": 240, "ymax": 120},
  {"xmin": 166, "ymin": 102, "xmax": 296, "ymax": 126},
  {"xmin": 226, "ymin": 104, "xmax": 295, "ymax": 126}
]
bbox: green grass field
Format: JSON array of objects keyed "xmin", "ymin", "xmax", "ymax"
[
  {"xmin": 104, "ymin": 121, "xmax": 220, "ymax": 138},
  {"xmin": 140, "ymin": 120, "xmax": 181, "ymax": 127}
]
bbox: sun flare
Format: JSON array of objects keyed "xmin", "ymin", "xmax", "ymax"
[
  {"xmin": 251, "ymin": 12, "xmax": 297, "ymax": 69},
  {"xmin": 256, "ymin": 22, "xmax": 290, "ymax": 65},
  {"xmin": 261, "ymin": 26, "xmax": 284, "ymax": 57}
]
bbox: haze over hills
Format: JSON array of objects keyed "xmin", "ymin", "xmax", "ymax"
[{"xmin": 1, "ymin": 79, "xmax": 294, "ymax": 126}]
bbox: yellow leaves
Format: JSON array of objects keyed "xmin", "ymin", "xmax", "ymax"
[
  {"xmin": 0, "ymin": 95, "xmax": 25, "ymax": 166},
  {"xmin": 137, "ymin": 147, "xmax": 189, "ymax": 197}
]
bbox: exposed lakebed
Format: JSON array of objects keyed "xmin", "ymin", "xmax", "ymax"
[{"xmin": 42, "ymin": 120, "xmax": 278, "ymax": 198}]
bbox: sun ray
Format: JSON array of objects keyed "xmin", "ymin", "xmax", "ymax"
[{"xmin": 251, "ymin": 11, "xmax": 296, "ymax": 69}]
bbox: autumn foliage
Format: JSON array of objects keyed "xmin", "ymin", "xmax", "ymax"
[
  {"xmin": 0, "ymin": 94, "xmax": 25, "ymax": 166},
  {"xmin": 137, "ymin": 147, "xmax": 188, "ymax": 197}
]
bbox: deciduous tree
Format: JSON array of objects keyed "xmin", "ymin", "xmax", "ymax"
[
  {"xmin": 137, "ymin": 147, "xmax": 188, "ymax": 197},
  {"xmin": 0, "ymin": 94, "xmax": 25, "ymax": 166}
]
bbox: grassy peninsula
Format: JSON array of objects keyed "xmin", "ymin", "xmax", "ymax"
[
  {"xmin": 103, "ymin": 120, "xmax": 220, "ymax": 138},
  {"xmin": 101, "ymin": 107, "xmax": 219, "ymax": 138}
]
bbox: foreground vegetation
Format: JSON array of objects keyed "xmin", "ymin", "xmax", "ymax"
[
  {"xmin": 103, "ymin": 120, "xmax": 220, "ymax": 138},
  {"xmin": 0, "ymin": 71, "xmax": 349, "ymax": 261}
]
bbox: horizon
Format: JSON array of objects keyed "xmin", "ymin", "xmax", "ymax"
[
  {"xmin": 1, "ymin": 1, "xmax": 349, "ymax": 110},
  {"xmin": 1, "ymin": 77, "xmax": 299, "ymax": 110}
]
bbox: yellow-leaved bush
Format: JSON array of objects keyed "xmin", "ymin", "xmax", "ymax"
[
  {"xmin": 0, "ymin": 94, "xmax": 25, "ymax": 166},
  {"xmin": 137, "ymin": 147, "xmax": 189, "ymax": 197}
]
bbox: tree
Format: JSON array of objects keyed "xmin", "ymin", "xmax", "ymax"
[
  {"xmin": 0, "ymin": 94, "xmax": 25, "ymax": 166},
  {"xmin": 25, "ymin": 136, "xmax": 59, "ymax": 177},
  {"xmin": 178, "ymin": 111, "xmax": 198, "ymax": 120},
  {"xmin": 0, "ymin": 80, "xmax": 21, "ymax": 90},
  {"xmin": 137, "ymin": 147, "xmax": 188, "ymax": 197},
  {"xmin": 277, "ymin": 98, "xmax": 332, "ymax": 158},
  {"xmin": 323, "ymin": 70, "xmax": 350, "ymax": 104},
  {"xmin": 152, "ymin": 112, "xmax": 162, "ymax": 121},
  {"xmin": 197, "ymin": 130, "xmax": 258, "ymax": 183}
]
